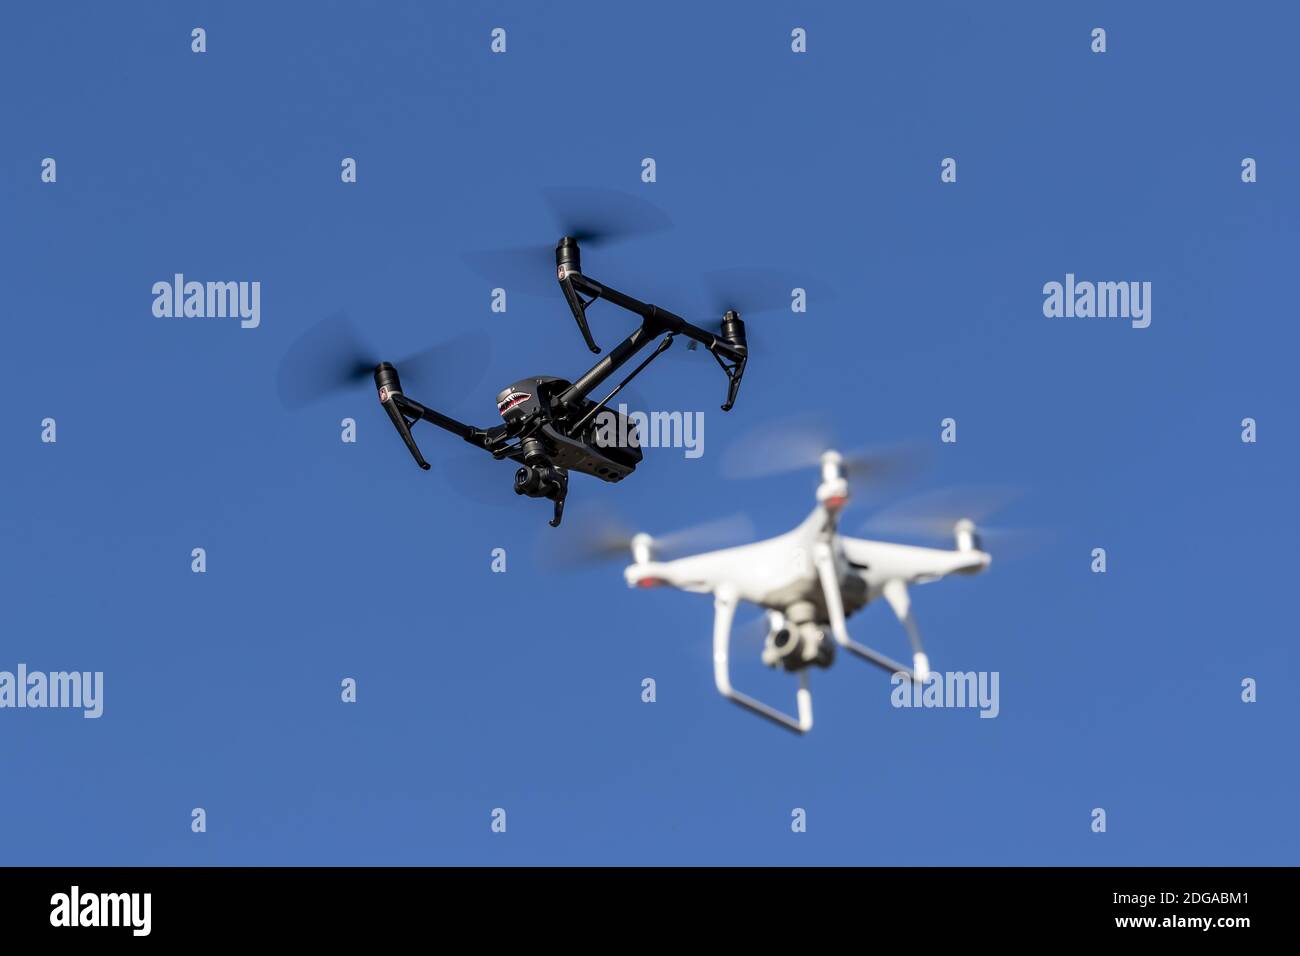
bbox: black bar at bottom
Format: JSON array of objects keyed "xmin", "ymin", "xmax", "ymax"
[{"xmin": 0, "ymin": 866, "xmax": 1281, "ymax": 942}]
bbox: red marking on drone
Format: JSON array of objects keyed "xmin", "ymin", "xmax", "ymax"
[{"xmin": 496, "ymin": 391, "xmax": 532, "ymax": 416}]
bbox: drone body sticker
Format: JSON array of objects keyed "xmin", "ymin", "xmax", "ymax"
[{"xmin": 496, "ymin": 390, "xmax": 532, "ymax": 418}]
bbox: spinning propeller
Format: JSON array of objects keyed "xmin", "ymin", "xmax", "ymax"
[
  {"xmin": 462, "ymin": 187, "xmax": 673, "ymax": 296},
  {"xmin": 667, "ymin": 269, "xmax": 834, "ymax": 359},
  {"xmin": 276, "ymin": 314, "xmax": 491, "ymax": 411},
  {"xmin": 859, "ymin": 485, "xmax": 1038, "ymax": 556},
  {"xmin": 701, "ymin": 267, "xmax": 832, "ymax": 320},
  {"xmin": 719, "ymin": 416, "xmax": 926, "ymax": 490},
  {"xmin": 551, "ymin": 507, "xmax": 755, "ymax": 569},
  {"xmin": 462, "ymin": 187, "xmax": 822, "ymax": 363}
]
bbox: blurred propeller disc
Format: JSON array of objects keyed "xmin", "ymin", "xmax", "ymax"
[
  {"xmin": 551, "ymin": 506, "xmax": 638, "ymax": 566},
  {"xmin": 276, "ymin": 314, "xmax": 378, "ymax": 409},
  {"xmin": 650, "ymin": 513, "xmax": 756, "ymax": 558},
  {"xmin": 542, "ymin": 187, "xmax": 672, "ymax": 244},
  {"xmin": 462, "ymin": 187, "xmax": 672, "ymax": 295},
  {"xmin": 551, "ymin": 506, "xmax": 755, "ymax": 569},
  {"xmin": 277, "ymin": 314, "xmax": 491, "ymax": 411},
  {"xmin": 701, "ymin": 268, "xmax": 835, "ymax": 319},
  {"xmin": 858, "ymin": 485, "xmax": 1040, "ymax": 556},
  {"xmin": 720, "ymin": 415, "xmax": 926, "ymax": 493},
  {"xmin": 720, "ymin": 416, "xmax": 835, "ymax": 479}
]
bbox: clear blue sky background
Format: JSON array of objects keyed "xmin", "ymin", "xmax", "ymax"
[{"xmin": 1, "ymin": 1, "xmax": 1296, "ymax": 865}]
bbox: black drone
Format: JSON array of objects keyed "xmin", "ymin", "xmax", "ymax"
[
  {"xmin": 374, "ymin": 236, "xmax": 748, "ymax": 527},
  {"xmin": 278, "ymin": 191, "xmax": 755, "ymax": 527}
]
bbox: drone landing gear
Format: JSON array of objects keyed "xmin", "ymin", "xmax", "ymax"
[
  {"xmin": 712, "ymin": 588, "xmax": 814, "ymax": 734},
  {"xmin": 812, "ymin": 543, "xmax": 925, "ymax": 680},
  {"xmin": 881, "ymin": 578, "xmax": 930, "ymax": 681}
]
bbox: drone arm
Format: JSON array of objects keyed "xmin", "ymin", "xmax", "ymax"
[
  {"xmin": 387, "ymin": 393, "xmax": 478, "ymax": 443},
  {"xmin": 561, "ymin": 268, "xmax": 748, "ymax": 412},
  {"xmin": 379, "ymin": 392, "xmax": 503, "ymax": 470},
  {"xmin": 558, "ymin": 321, "xmax": 658, "ymax": 407},
  {"xmin": 394, "ymin": 394, "xmax": 506, "ymax": 449},
  {"xmin": 812, "ymin": 543, "xmax": 917, "ymax": 680},
  {"xmin": 712, "ymin": 588, "xmax": 813, "ymax": 734},
  {"xmin": 568, "ymin": 273, "xmax": 726, "ymax": 351}
]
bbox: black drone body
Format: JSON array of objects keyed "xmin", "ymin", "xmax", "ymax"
[{"xmin": 371, "ymin": 237, "xmax": 749, "ymax": 526}]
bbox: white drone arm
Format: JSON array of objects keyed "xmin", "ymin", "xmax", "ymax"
[
  {"xmin": 713, "ymin": 587, "xmax": 813, "ymax": 734},
  {"xmin": 812, "ymin": 542, "xmax": 920, "ymax": 680}
]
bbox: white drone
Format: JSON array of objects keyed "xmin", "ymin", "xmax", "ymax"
[{"xmin": 620, "ymin": 451, "xmax": 994, "ymax": 733}]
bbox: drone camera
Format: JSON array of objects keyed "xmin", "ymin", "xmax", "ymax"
[
  {"xmin": 513, "ymin": 463, "xmax": 565, "ymax": 499},
  {"xmin": 762, "ymin": 623, "xmax": 835, "ymax": 672},
  {"xmin": 513, "ymin": 462, "xmax": 568, "ymax": 527},
  {"xmin": 512, "ymin": 437, "xmax": 569, "ymax": 527}
]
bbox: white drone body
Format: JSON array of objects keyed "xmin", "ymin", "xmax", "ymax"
[{"xmin": 622, "ymin": 452, "xmax": 991, "ymax": 733}]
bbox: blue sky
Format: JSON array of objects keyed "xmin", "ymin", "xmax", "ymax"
[{"xmin": 0, "ymin": 1, "xmax": 1296, "ymax": 865}]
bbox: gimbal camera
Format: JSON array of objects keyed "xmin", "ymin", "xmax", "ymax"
[{"xmin": 372, "ymin": 236, "xmax": 749, "ymax": 526}]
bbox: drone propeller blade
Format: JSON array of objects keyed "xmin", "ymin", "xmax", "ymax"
[
  {"xmin": 859, "ymin": 486, "xmax": 1040, "ymax": 555},
  {"xmin": 547, "ymin": 507, "xmax": 637, "ymax": 568},
  {"xmin": 277, "ymin": 315, "xmax": 492, "ymax": 411},
  {"xmin": 720, "ymin": 417, "xmax": 835, "ymax": 479},
  {"xmin": 837, "ymin": 445, "xmax": 928, "ymax": 486},
  {"xmin": 551, "ymin": 507, "xmax": 754, "ymax": 569},
  {"xmin": 393, "ymin": 331, "xmax": 493, "ymax": 406},
  {"xmin": 700, "ymin": 267, "xmax": 833, "ymax": 319},
  {"xmin": 649, "ymin": 513, "xmax": 756, "ymax": 558},
  {"xmin": 276, "ymin": 314, "xmax": 379, "ymax": 410},
  {"xmin": 462, "ymin": 187, "xmax": 672, "ymax": 296},
  {"xmin": 720, "ymin": 416, "xmax": 926, "ymax": 488},
  {"xmin": 460, "ymin": 244, "xmax": 557, "ymax": 296},
  {"xmin": 542, "ymin": 186, "xmax": 673, "ymax": 245},
  {"xmin": 859, "ymin": 486, "xmax": 1019, "ymax": 536}
]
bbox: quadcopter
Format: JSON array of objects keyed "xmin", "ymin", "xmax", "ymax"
[
  {"xmin": 374, "ymin": 236, "xmax": 747, "ymax": 527},
  {"xmin": 278, "ymin": 192, "xmax": 752, "ymax": 527},
  {"xmin": 610, "ymin": 451, "xmax": 995, "ymax": 734}
]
